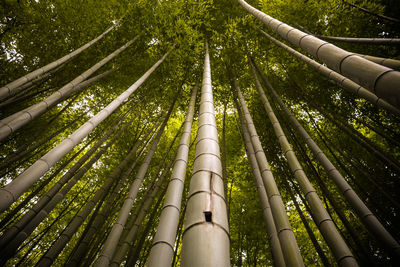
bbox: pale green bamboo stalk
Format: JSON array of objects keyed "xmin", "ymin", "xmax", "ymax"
[
  {"xmin": 94, "ymin": 97, "xmax": 177, "ymax": 267},
  {"xmin": 113, "ymin": 150, "xmax": 174, "ymax": 266},
  {"xmin": 248, "ymin": 60, "xmax": 358, "ymax": 267},
  {"xmin": 0, "ymin": 49, "xmax": 173, "ymax": 213},
  {"xmin": 233, "ymin": 70, "xmax": 304, "ymax": 267},
  {"xmin": 252, "ymin": 60, "xmax": 400, "ymax": 260},
  {"xmin": 66, "ymin": 123, "xmax": 158, "ymax": 265},
  {"xmin": 146, "ymin": 85, "xmax": 197, "ymax": 267},
  {"xmin": 257, "ymin": 29, "xmax": 400, "ymax": 116},
  {"xmin": 180, "ymin": 41, "xmax": 230, "ymax": 267},
  {"xmin": 354, "ymin": 53, "xmax": 400, "ymax": 71},
  {"xmin": 0, "ymin": 63, "xmax": 65, "ymax": 105},
  {"xmin": 110, "ymin": 122, "xmax": 182, "ymax": 266},
  {"xmin": 0, "ymin": 23, "xmax": 118, "ymax": 100},
  {"xmin": 0, "ymin": 110, "xmax": 139, "ymax": 264},
  {"xmin": 0, "ymin": 107, "xmax": 136, "ymax": 251},
  {"xmin": 0, "ymin": 36, "xmax": 135, "ymax": 142},
  {"xmin": 234, "ymin": 97, "xmax": 286, "ymax": 267},
  {"xmin": 237, "ymin": 0, "xmax": 400, "ymax": 108},
  {"xmin": 316, "ymin": 35, "xmax": 400, "ymax": 45}
]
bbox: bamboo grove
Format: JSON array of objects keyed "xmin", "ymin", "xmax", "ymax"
[{"xmin": 0, "ymin": 0, "xmax": 399, "ymax": 266}]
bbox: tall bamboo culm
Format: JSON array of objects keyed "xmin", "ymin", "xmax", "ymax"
[
  {"xmin": 0, "ymin": 23, "xmax": 117, "ymax": 100},
  {"xmin": 180, "ymin": 41, "xmax": 230, "ymax": 267},
  {"xmin": 110, "ymin": 122, "xmax": 183, "ymax": 266},
  {"xmin": 94, "ymin": 94, "xmax": 178, "ymax": 267},
  {"xmin": 0, "ymin": 36, "xmax": 137, "ymax": 142},
  {"xmin": 254, "ymin": 60, "xmax": 400, "ymax": 259},
  {"xmin": 0, "ymin": 109, "xmax": 140, "ymax": 265},
  {"xmin": 233, "ymin": 70, "xmax": 304, "ymax": 267},
  {"xmin": 0, "ymin": 48, "xmax": 173, "ymax": 212},
  {"xmin": 147, "ymin": 85, "xmax": 198, "ymax": 267},
  {"xmin": 235, "ymin": 97, "xmax": 286, "ymax": 267},
  {"xmin": 66, "ymin": 123, "xmax": 158, "ymax": 265},
  {"xmin": 236, "ymin": 0, "xmax": 400, "ymax": 108},
  {"xmin": 248, "ymin": 59, "xmax": 358, "ymax": 267},
  {"xmin": 256, "ymin": 30, "xmax": 400, "ymax": 116}
]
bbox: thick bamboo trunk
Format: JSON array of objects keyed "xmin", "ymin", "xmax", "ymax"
[
  {"xmin": 0, "ymin": 37, "xmax": 131, "ymax": 142},
  {"xmin": 180, "ymin": 41, "xmax": 230, "ymax": 267},
  {"xmin": 147, "ymin": 85, "xmax": 197, "ymax": 267},
  {"xmin": 248, "ymin": 60, "xmax": 357, "ymax": 266},
  {"xmin": 233, "ymin": 70, "xmax": 304, "ymax": 267},
  {"xmin": 237, "ymin": 0, "xmax": 400, "ymax": 108},
  {"xmin": 254, "ymin": 62, "xmax": 400, "ymax": 259},
  {"xmin": 235, "ymin": 97, "xmax": 286, "ymax": 267},
  {"xmin": 353, "ymin": 54, "xmax": 400, "ymax": 71},
  {"xmin": 0, "ymin": 23, "xmax": 117, "ymax": 100},
  {"xmin": 0, "ymin": 48, "xmax": 172, "ymax": 212},
  {"xmin": 94, "ymin": 96, "xmax": 177, "ymax": 267},
  {"xmin": 256, "ymin": 29, "xmax": 400, "ymax": 116}
]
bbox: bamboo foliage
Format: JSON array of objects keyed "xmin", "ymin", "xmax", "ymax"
[
  {"xmin": 147, "ymin": 85, "xmax": 197, "ymax": 267},
  {"xmin": 248, "ymin": 60, "xmax": 358, "ymax": 267},
  {"xmin": 0, "ymin": 35, "xmax": 136, "ymax": 142},
  {"xmin": 257, "ymin": 30, "xmax": 400, "ymax": 116},
  {"xmin": 0, "ymin": 49, "xmax": 172, "ymax": 213},
  {"xmin": 233, "ymin": 72, "xmax": 304, "ymax": 267},
  {"xmin": 236, "ymin": 0, "xmax": 400, "ymax": 108},
  {"xmin": 0, "ymin": 23, "xmax": 117, "ymax": 100}
]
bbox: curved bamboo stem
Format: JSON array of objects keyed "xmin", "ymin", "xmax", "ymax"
[
  {"xmin": 0, "ymin": 23, "xmax": 118, "ymax": 100},
  {"xmin": 0, "ymin": 48, "xmax": 172, "ymax": 212},
  {"xmin": 233, "ymin": 70, "xmax": 304, "ymax": 267},
  {"xmin": 257, "ymin": 29, "xmax": 400, "ymax": 116},
  {"xmin": 235, "ymin": 97, "xmax": 286, "ymax": 267},
  {"xmin": 94, "ymin": 95, "xmax": 177, "ymax": 267},
  {"xmin": 249, "ymin": 60, "xmax": 357, "ymax": 266},
  {"xmin": 253, "ymin": 60, "xmax": 400, "ymax": 259},
  {"xmin": 0, "ymin": 37, "xmax": 131, "ymax": 142},
  {"xmin": 237, "ymin": 0, "xmax": 400, "ymax": 108}
]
